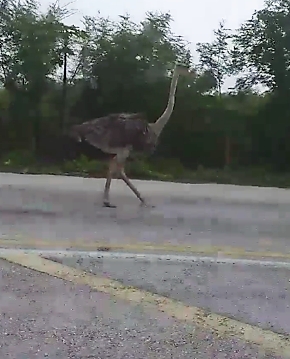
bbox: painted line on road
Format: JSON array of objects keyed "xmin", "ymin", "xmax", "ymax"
[
  {"xmin": 1, "ymin": 248, "xmax": 290, "ymax": 269},
  {"xmin": 1, "ymin": 238, "xmax": 290, "ymax": 260},
  {"xmin": 1, "ymin": 251, "xmax": 289, "ymax": 357}
]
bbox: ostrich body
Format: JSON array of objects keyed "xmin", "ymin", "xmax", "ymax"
[{"xmin": 69, "ymin": 64, "xmax": 192, "ymax": 207}]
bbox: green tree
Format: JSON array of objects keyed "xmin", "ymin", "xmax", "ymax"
[
  {"xmin": 196, "ymin": 21, "xmax": 232, "ymax": 95},
  {"xmin": 71, "ymin": 12, "xmax": 195, "ymax": 119},
  {"xmin": 0, "ymin": 0, "xmax": 85, "ymax": 151},
  {"xmin": 196, "ymin": 21, "xmax": 235, "ymax": 166},
  {"xmin": 232, "ymin": 0, "xmax": 290, "ymax": 92},
  {"xmin": 233, "ymin": 0, "xmax": 290, "ymax": 169}
]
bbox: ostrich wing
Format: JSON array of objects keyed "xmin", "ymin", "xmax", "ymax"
[{"xmin": 73, "ymin": 113, "xmax": 150, "ymax": 151}]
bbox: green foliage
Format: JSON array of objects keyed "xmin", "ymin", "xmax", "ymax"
[
  {"xmin": 196, "ymin": 21, "xmax": 233, "ymax": 94},
  {"xmin": 232, "ymin": 0, "xmax": 290, "ymax": 93},
  {"xmin": 0, "ymin": 149, "xmax": 36, "ymax": 167},
  {"xmin": 126, "ymin": 159, "xmax": 173, "ymax": 180},
  {"xmin": 1, "ymin": 150, "xmax": 290, "ymax": 189},
  {"xmin": 150, "ymin": 158, "xmax": 187, "ymax": 178},
  {"xmin": 62, "ymin": 154, "xmax": 106, "ymax": 174}
]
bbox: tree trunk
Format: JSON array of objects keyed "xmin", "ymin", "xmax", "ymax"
[{"xmin": 60, "ymin": 44, "xmax": 68, "ymax": 133}]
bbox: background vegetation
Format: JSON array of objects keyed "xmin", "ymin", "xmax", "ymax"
[{"xmin": 1, "ymin": 0, "xmax": 290, "ymax": 187}]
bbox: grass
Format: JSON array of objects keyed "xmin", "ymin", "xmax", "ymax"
[{"xmin": 1, "ymin": 150, "xmax": 290, "ymax": 188}]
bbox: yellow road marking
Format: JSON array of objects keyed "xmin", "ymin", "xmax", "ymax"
[
  {"xmin": 0, "ymin": 238, "xmax": 290, "ymax": 260},
  {"xmin": 1, "ymin": 251, "xmax": 290, "ymax": 357}
]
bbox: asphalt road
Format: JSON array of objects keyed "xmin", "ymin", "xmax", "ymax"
[
  {"xmin": 1, "ymin": 173, "xmax": 290, "ymax": 357},
  {"xmin": 49, "ymin": 254, "xmax": 290, "ymax": 336},
  {"xmin": 1, "ymin": 173, "xmax": 290, "ymax": 253},
  {"xmin": 0, "ymin": 259, "xmax": 284, "ymax": 359}
]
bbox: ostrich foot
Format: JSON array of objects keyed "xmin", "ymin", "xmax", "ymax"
[
  {"xmin": 103, "ymin": 201, "xmax": 117, "ymax": 208},
  {"xmin": 140, "ymin": 200, "xmax": 155, "ymax": 208}
]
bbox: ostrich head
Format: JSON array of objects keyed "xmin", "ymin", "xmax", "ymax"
[{"xmin": 174, "ymin": 63, "xmax": 194, "ymax": 76}]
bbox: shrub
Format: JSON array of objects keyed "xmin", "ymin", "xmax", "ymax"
[
  {"xmin": 0, "ymin": 150, "xmax": 36, "ymax": 167},
  {"xmin": 63, "ymin": 154, "xmax": 106, "ymax": 174}
]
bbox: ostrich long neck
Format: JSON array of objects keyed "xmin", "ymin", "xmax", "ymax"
[{"xmin": 150, "ymin": 69, "xmax": 179, "ymax": 137}]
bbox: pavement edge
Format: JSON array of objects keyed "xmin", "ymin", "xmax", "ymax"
[
  {"xmin": 1, "ymin": 238, "xmax": 290, "ymax": 261},
  {"xmin": 0, "ymin": 251, "xmax": 290, "ymax": 357}
]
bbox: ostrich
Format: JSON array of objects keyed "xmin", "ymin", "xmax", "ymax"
[{"xmin": 68, "ymin": 64, "xmax": 193, "ymax": 208}]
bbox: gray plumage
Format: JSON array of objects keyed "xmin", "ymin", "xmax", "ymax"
[{"xmin": 69, "ymin": 113, "xmax": 158, "ymax": 155}]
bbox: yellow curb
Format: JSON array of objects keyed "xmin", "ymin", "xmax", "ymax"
[
  {"xmin": 0, "ymin": 238, "xmax": 290, "ymax": 260},
  {"xmin": 1, "ymin": 252, "xmax": 289, "ymax": 357}
]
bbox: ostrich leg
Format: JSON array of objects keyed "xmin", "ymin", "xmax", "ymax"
[
  {"xmin": 103, "ymin": 156, "xmax": 118, "ymax": 208},
  {"xmin": 103, "ymin": 154, "xmax": 147, "ymax": 207},
  {"xmin": 119, "ymin": 167, "xmax": 145, "ymax": 204},
  {"xmin": 116, "ymin": 151, "xmax": 146, "ymax": 204}
]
